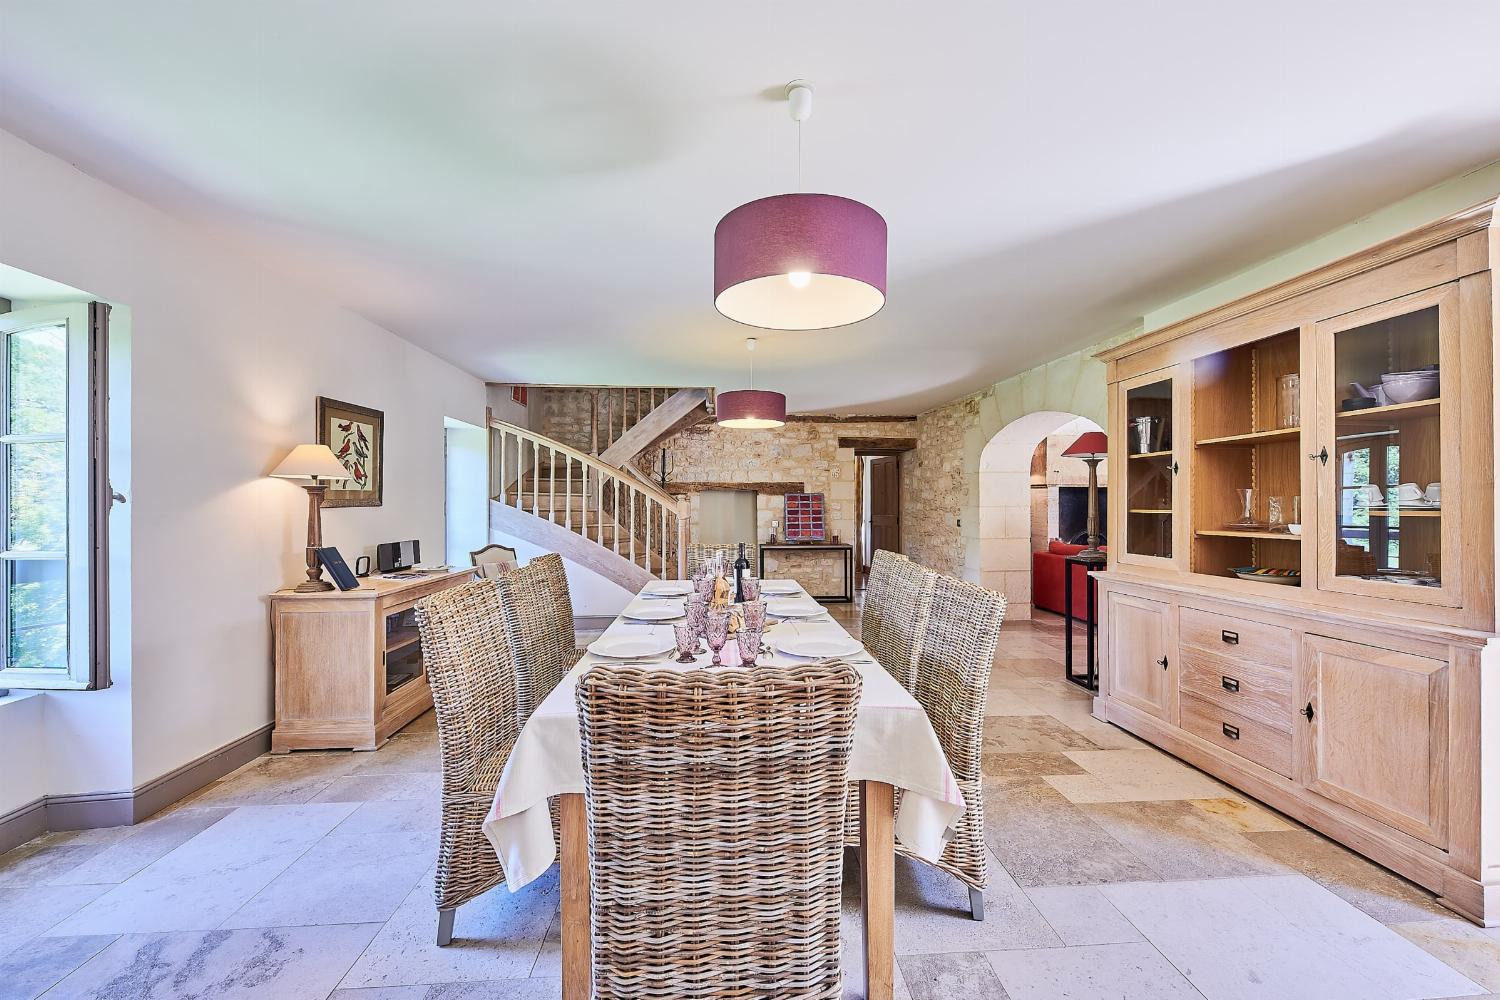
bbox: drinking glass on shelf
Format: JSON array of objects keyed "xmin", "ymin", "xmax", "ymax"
[
  {"xmin": 705, "ymin": 610, "xmax": 730, "ymax": 667},
  {"xmin": 740, "ymin": 600, "xmax": 766, "ymax": 632},
  {"xmin": 736, "ymin": 628, "xmax": 764, "ymax": 667},
  {"xmin": 1277, "ymin": 373, "xmax": 1300, "ymax": 429},
  {"xmin": 1268, "ymin": 496, "xmax": 1285, "ymax": 530},
  {"xmin": 673, "ymin": 623, "xmax": 700, "ymax": 664}
]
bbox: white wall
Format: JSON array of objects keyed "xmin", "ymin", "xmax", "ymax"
[
  {"xmin": 0, "ymin": 127, "xmax": 487, "ymax": 807},
  {"xmin": 487, "ymin": 529, "xmax": 634, "ymax": 620},
  {"xmin": 444, "ymin": 419, "xmax": 489, "ymax": 567}
]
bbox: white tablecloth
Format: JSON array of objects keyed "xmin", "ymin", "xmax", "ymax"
[{"xmin": 484, "ymin": 581, "xmax": 965, "ymax": 891}]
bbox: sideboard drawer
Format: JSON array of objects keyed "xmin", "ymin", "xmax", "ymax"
[
  {"xmin": 1179, "ymin": 647, "xmax": 1293, "ymax": 732},
  {"xmin": 1180, "ymin": 692, "xmax": 1294, "ymax": 778},
  {"xmin": 1179, "ymin": 606, "xmax": 1296, "ymax": 668}
]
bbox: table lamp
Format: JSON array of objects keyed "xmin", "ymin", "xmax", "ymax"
[
  {"xmin": 271, "ymin": 444, "xmax": 351, "ymax": 592},
  {"xmin": 1061, "ymin": 431, "xmax": 1109, "ymax": 559}
]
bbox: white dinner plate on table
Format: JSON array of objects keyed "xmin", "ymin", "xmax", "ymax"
[
  {"xmin": 766, "ymin": 598, "xmax": 824, "ymax": 618},
  {"xmin": 759, "ymin": 580, "xmax": 801, "ymax": 595},
  {"xmin": 621, "ymin": 601, "xmax": 685, "ymax": 621},
  {"xmin": 641, "ymin": 581, "xmax": 694, "ymax": 597},
  {"xmin": 770, "ymin": 633, "xmax": 863, "ymax": 659},
  {"xmin": 587, "ymin": 634, "xmax": 675, "ymax": 659}
]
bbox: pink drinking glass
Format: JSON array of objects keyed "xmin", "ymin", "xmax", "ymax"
[
  {"xmin": 741, "ymin": 577, "xmax": 761, "ymax": 602},
  {"xmin": 736, "ymin": 628, "xmax": 764, "ymax": 667},
  {"xmin": 740, "ymin": 600, "xmax": 766, "ymax": 632},
  {"xmin": 687, "ymin": 596, "xmax": 709, "ymax": 638},
  {"xmin": 673, "ymin": 623, "xmax": 700, "ymax": 664},
  {"xmin": 705, "ymin": 609, "xmax": 731, "ymax": 667}
]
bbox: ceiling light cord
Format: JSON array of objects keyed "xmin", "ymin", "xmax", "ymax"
[{"xmin": 797, "ymin": 119, "xmax": 803, "ymax": 193}]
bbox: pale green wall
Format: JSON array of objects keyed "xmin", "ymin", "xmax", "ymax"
[{"xmin": 1144, "ymin": 160, "xmax": 1500, "ymax": 331}]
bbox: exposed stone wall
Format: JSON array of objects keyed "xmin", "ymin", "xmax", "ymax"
[
  {"xmin": 760, "ymin": 548, "xmax": 849, "ymax": 599},
  {"xmin": 532, "ymin": 388, "xmax": 599, "ymax": 453},
  {"xmin": 902, "ymin": 398, "xmax": 975, "ymax": 578}
]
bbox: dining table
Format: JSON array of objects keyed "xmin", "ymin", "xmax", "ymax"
[{"xmin": 483, "ymin": 579, "xmax": 965, "ymax": 1000}]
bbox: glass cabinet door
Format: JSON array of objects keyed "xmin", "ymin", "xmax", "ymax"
[
  {"xmin": 1317, "ymin": 283, "xmax": 1460, "ymax": 606},
  {"xmin": 1122, "ymin": 370, "xmax": 1179, "ymax": 564}
]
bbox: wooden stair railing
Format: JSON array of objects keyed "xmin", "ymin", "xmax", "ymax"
[
  {"xmin": 490, "ymin": 419, "xmax": 690, "ymax": 579},
  {"xmin": 589, "ymin": 386, "xmax": 716, "ymax": 457}
]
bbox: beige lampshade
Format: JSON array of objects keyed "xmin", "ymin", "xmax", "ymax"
[{"xmin": 270, "ymin": 444, "xmax": 350, "ymax": 481}]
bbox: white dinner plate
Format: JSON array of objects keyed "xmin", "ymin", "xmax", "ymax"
[
  {"xmin": 771, "ymin": 634, "xmax": 863, "ymax": 659},
  {"xmin": 759, "ymin": 580, "xmax": 801, "ymax": 595},
  {"xmin": 621, "ymin": 601, "xmax": 686, "ymax": 621},
  {"xmin": 587, "ymin": 634, "xmax": 675, "ymax": 659},
  {"xmin": 766, "ymin": 598, "xmax": 824, "ymax": 618},
  {"xmin": 641, "ymin": 581, "xmax": 694, "ymax": 597}
]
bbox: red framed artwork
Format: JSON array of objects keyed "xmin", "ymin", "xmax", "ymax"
[{"xmin": 783, "ymin": 492, "xmax": 827, "ymax": 542}]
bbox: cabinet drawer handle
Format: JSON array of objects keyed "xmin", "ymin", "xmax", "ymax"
[
  {"xmin": 1222, "ymin": 722, "xmax": 1241, "ymax": 740},
  {"xmin": 1308, "ymin": 446, "xmax": 1328, "ymax": 466},
  {"xmin": 1221, "ymin": 630, "xmax": 1239, "ymax": 645},
  {"xmin": 1302, "ymin": 702, "xmax": 1315, "ymax": 722},
  {"xmin": 1221, "ymin": 676, "xmax": 1240, "ymax": 692},
  {"xmin": 1156, "ymin": 655, "xmax": 1169, "ymax": 670}
]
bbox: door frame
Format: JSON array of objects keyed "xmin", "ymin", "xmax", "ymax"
[{"xmin": 855, "ymin": 447, "xmax": 910, "ymax": 576}]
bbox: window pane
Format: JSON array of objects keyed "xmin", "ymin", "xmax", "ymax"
[
  {"xmin": 9, "ymin": 558, "xmax": 65, "ymax": 671},
  {"xmin": 9, "ymin": 324, "xmax": 66, "ymax": 436},
  {"xmin": 8, "ymin": 441, "xmax": 66, "ymax": 551}
]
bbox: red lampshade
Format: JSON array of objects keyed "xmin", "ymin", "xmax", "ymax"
[{"xmin": 1062, "ymin": 431, "xmax": 1109, "ymax": 460}]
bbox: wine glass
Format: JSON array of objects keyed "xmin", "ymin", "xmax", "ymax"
[
  {"xmin": 705, "ymin": 609, "xmax": 730, "ymax": 666},
  {"xmin": 736, "ymin": 628, "xmax": 763, "ymax": 667},
  {"xmin": 673, "ymin": 623, "xmax": 700, "ymax": 664},
  {"xmin": 741, "ymin": 577, "xmax": 761, "ymax": 602},
  {"xmin": 740, "ymin": 600, "xmax": 766, "ymax": 633}
]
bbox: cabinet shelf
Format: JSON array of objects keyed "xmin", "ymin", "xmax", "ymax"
[
  {"xmin": 385, "ymin": 630, "xmax": 421, "ymax": 653},
  {"xmin": 1195, "ymin": 426, "xmax": 1301, "ymax": 447},
  {"xmin": 1366, "ymin": 508, "xmax": 1441, "ymax": 518},
  {"xmin": 1129, "ymin": 450, "xmax": 1172, "ymax": 459},
  {"xmin": 1196, "ymin": 529, "xmax": 1300, "ymax": 541},
  {"xmin": 1336, "ymin": 397, "xmax": 1440, "ymax": 427},
  {"xmin": 1129, "ymin": 508, "xmax": 1173, "ymax": 514}
]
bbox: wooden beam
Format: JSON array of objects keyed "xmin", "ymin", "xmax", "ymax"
[
  {"xmin": 783, "ymin": 414, "xmax": 917, "ymax": 423},
  {"xmin": 664, "ymin": 481, "xmax": 806, "ymax": 495},
  {"xmin": 838, "ymin": 436, "xmax": 917, "ymax": 452}
]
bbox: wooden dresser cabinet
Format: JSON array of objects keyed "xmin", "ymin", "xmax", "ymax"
[
  {"xmin": 270, "ymin": 569, "xmax": 474, "ymax": 752},
  {"xmin": 1094, "ymin": 199, "xmax": 1500, "ymax": 924}
]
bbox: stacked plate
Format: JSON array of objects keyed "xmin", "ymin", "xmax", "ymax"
[
  {"xmin": 640, "ymin": 581, "xmax": 694, "ymax": 598},
  {"xmin": 587, "ymin": 633, "xmax": 676, "ymax": 660},
  {"xmin": 767, "ymin": 628, "xmax": 863, "ymax": 660},
  {"xmin": 758, "ymin": 580, "xmax": 802, "ymax": 596},
  {"xmin": 766, "ymin": 598, "xmax": 824, "ymax": 618},
  {"xmin": 621, "ymin": 599, "xmax": 686, "ymax": 622}
]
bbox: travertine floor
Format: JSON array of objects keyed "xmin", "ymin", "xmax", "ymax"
[{"xmin": 4, "ymin": 609, "xmax": 1500, "ymax": 999}]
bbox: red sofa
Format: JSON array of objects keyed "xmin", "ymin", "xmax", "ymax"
[{"xmin": 1032, "ymin": 540, "xmax": 1104, "ymax": 622}]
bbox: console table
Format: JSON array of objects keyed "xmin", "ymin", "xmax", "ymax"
[
  {"xmin": 758, "ymin": 543, "xmax": 855, "ymax": 603},
  {"xmin": 270, "ymin": 568, "xmax": 473, "ymax": 752}
]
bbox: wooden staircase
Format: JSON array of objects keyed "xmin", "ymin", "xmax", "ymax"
[{"xmin": 490, "ymin": 420, "xmax": 689, "ymax": 592}]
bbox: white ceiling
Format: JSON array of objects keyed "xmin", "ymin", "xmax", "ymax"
[{"xmin": 2, "ymin": 1, "xmax": 1499, "ymax": 413}]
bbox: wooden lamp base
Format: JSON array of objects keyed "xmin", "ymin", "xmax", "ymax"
[{"xmin": 294, "ymin": 483, "xmax": 335, "ymax": 592}]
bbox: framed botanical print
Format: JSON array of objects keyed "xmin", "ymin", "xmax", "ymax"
[{"xmin": 316, "ymin": 396, "xmax": 383, "ymax": 508}]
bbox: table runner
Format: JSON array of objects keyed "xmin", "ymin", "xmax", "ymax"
[{"xmin": 484, "ymin": 580, "xmax": 964, "ymax": 891}]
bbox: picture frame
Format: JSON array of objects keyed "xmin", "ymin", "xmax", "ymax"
[{"xmin": 316, "ymin": 396, "xmax": 384, "ymax": 508}]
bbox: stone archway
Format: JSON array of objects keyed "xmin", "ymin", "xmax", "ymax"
[{"xmin": 978, "ymin": 410, "xmax": 1102, "ymax": 618}]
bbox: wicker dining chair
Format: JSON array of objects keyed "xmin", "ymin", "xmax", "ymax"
[
  {"xmin": 413, "ymin": 580, "xmax": 520, "ymax": 947},
  {"xmin": 469, "ymin": 542, "xmax": 519, "ymax": 580},
  {"xmin": 860, "ymin": 548, "xmax": 907, "ymax": 663},
  {"xmin": 493, "ymin": 556, "xmax": 577, "ymax": 726},
  {"xmin": 577, "ymin": 661, "xmax": 861, "ymax": 1000},
  {"xmin": 906, "ymin": 573, "xmax": 1006, "ymax": 920},
  {"xmin": 686, "ymin": 541, "xmax": 758, "ymax": 570}
]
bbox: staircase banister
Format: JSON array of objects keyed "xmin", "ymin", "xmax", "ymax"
[{"xmin": 488, "ymin": 418, "xmax": 681, "ymax": 509}]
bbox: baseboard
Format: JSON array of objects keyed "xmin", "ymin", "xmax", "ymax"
[
  {"xmin": 0, "ymin": 722, "xmax": 273, "ymax": 849},
  {"xmin": 0, "ymin": 796, "xmax": 48, "ymax": 854}
]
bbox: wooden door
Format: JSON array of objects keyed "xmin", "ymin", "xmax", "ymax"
[
  {"xmin": 1299, "ymin": 634, "xmax": 1449, "ymax": 849},
  {"xmin": 868, "ymin": 456, "xmax": 901, "ymax": 563},
  {"xmin": 1107, "ymin": 593, "xmax": 1175, "ymax": 722}
]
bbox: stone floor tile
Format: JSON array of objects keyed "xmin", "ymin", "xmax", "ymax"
[
  {"xmin": 986, "ymin": 941, "xmax": 1202, "ymax": 999},
  {"xmin": 181, "ymin": 752, "xmax": 360, "ymax": 807},
  {"xmin": 1046, "ymin": 749, "xmax": 1229, "ymax": 803},
  {"xmin": 311, "ymin": 773, "xmax": 442, "ymax": 804},
  {"xmin": 41, "ymin": 923, "xmax": 379, "ymax": 999},
  {"xmin": 876, "ymin": 856, "xmax": 1061, "ymax": 954},
  {"xmin": 0, "ymin": 933, "xmax": 116, "ymax": 1000},
  {"xmin": 1392, "ymin": 918, "xmax": 1500, "ymax": 991},
  {"xmin": 984, "ymin": 688, "xmax": 1049, "ymax": 716},
  {"xmin": 398, "ymin": 709, "xmax": 438, "ymax": 735},
  {"xmin": 0, "ymin": 884, "xmax": 110, "ymax": 957},
  {"xmin": 1101, "ymin": 874, "xmax": 1484, "ymax": 1000},
  {"xmin": 1080, "ymin": 800, "xmax": 1284, "ymax": 879},
  {"xmin": 337, "ymin": 869, "xmax": 557, "ymax": 989},
  {"xmin": 982, "ymin": 716, "xmax": 1099, "ymax": 754},
  {"xmin": 350, "ymin": 733, "xmax": 441, "ymax": 775},
  {"xmin": 1023, "ymin": 885, "xmax": 1143, "ymax": 946},
  {"xmin": 46, "ymin": 803, "xmax": 358, "ymax": 935},
  {"xmin": 50, "ymin": 810, "xmax": 233, "ymax": 886},
  {"xmin": 0, "ymin": 840, "xmax": 101, "ymax": 888},
  {"xmin": 982, "ymin": 779, "xmax": 1158, "ymax": 887},
  {"xmin": 981, "ymin": 751, "xmax": 1087, "ymax": 780},
  {"xmin": 332, "ymin": 984, "xmax": 564, "ymax": 999},
  {"xmin": 1188, "ymin": 796, "xmax": 1295, "ymax": 833},
  {"xmin": 1245, "ymin": 830, "xmax": 1450, "ymax": 924},
  {"xmin": 900, "ymin": 951, "xmax": 1013, "ymax": 1000}
]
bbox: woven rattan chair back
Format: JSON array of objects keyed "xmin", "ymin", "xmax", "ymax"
[
  {"xmin": 870, "ymin": 556, "xmax": 936, "ymax": 691},
  {"xmin": 860, "ymin": 548, "xmax": 906, "ymax": 664},
  {"xmin": 494, "ymin": 557, "xmax": 571, "ymax": 726},
  {"xmin": 578, "ymin": 662, "xmax": 861, "ymax": 1000},
  {"xmin": 686, "ymin": 541, "xmax": 758, "ymax": 571},
  {"xmin": 414, "ymin": 580, "xmax": 520, "ymax": 924},
  {"xmin": 907, "ymin": 574, "xmax": 1006, "ymax": 910}
]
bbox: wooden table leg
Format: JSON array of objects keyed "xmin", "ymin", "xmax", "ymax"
[
  {"xmin": 560, "ymin": 793, "xmax": 591, "ymax": 1000},
  {"xmin": 860, "ymin": 780, "xmax": 895, "ymax": 1000}
]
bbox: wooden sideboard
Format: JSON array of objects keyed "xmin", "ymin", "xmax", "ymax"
[
  {"xmin": 1093, "ymin": 199, "xmax": 1500, "ymax": 924},
  {"xmin": 270, "ymin": 569, "xmax": 474, "ymax": 752}
]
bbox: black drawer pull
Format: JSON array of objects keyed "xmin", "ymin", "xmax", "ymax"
[
  {"xmin": 1221, "ymin": 630, "xmax": 1239, "ymax": 645},
  {"xmin": 1156, "ymin": 655, "xmax": 1169, "ymax": 670},
  {"xmin": 1222, "ymin": 722, "xmax": 1241, "ymax": 740},
  {"xmin": 1221, "ymin": 676, "xmax": 1240, "ymax": 693}
]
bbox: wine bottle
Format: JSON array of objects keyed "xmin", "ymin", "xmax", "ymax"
[{"xmin": 734, "ymin": 542, "xmax": 750, "ymax": 603}]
